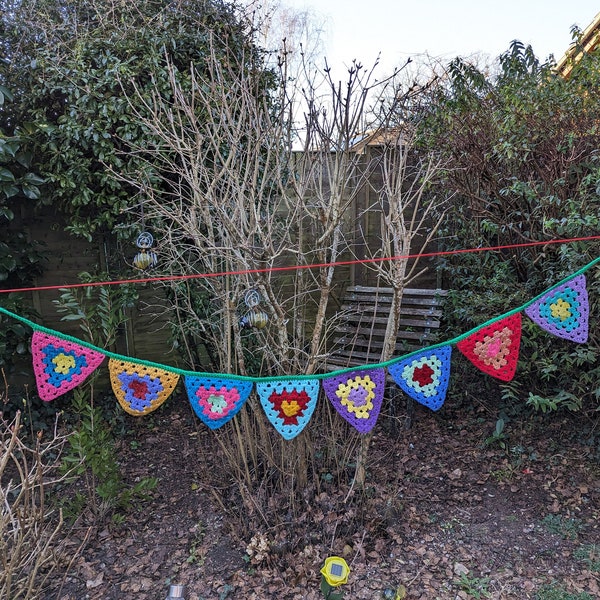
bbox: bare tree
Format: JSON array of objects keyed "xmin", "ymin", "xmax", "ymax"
[
  {"xmin": 115, "ymin": 27, "xmax": 447, "ymax": 521},
  {"xmin": 242, "ymin": 0, "xmax": 327, "ymax": 73},
  {"xmin": 349, "ymin": 78, "xmax": 450, "ymax": 486}
]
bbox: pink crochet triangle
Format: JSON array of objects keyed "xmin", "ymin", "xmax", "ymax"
[{"xmin": 31, "ymin": 331, "xmax": 105, "ymax": 401}]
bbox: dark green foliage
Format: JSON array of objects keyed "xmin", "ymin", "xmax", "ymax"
[
  {"xmin": 60, "ymin": 388, "xmax": 158, "ymax": 523},
  {"xmin": 53, "ymin": 273, "xmax": 138, "ymax": 348},
  {"xmin": 1, "ymin": 0, "xmax": 265, "ymax": 239},
  {"xmin": 535, "ymin": 584, "xmax": 593, "ymax": 600},
  {"xmin": 1, "ymin": 0, "xmax": 277, "ymax": 377},
  {"xmin": 541, "ymin": 513, "xmax": 583, "ymax": 540},
  {"xmin": 54, "ymin": 277, "xmax": 155, "ymax": 523},
  {"xmin": 0, "ymin": 83, "xmax": 48, "ymax": 376},
  {"xmin": 573, "ymin": 544, "xmax": 600, "ymax": 572},
  {"xmin": 0, "ymin": 85, "xmax": 48, "ymax": 287},
  {"xmin": 421, "ymin": 37, "xmax": 600, "ymax": 412}
]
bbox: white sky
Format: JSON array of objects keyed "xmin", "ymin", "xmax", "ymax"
[{"xmin": 282, "ymin": 0, "xmax": 600, "ymax": 77}]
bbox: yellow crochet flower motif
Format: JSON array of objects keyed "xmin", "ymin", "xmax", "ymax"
[
  {"xmin": 336, "ymin": 375, "xmax": 375, "ymax": 419},
  {"xmin": 52, "ymin": 353, "xmax": 76, "ymax": 374},
  {"xmin": 550, "ymin": 297, "xmax": 572, "ymax": 321}
]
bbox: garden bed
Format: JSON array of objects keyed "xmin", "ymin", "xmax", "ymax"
[{"xmin": 45, "ymin": 398, "xmax": 599, "ymax": 600}]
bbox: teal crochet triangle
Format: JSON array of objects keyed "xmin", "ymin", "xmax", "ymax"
[{"xmin": 256, "ymin": 379, "xmax": 319, "ymax": 440}]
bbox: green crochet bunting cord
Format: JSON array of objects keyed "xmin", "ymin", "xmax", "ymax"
[{"xmin": 0, "ymin": 255, "xmax": 598, "ymax": 384}]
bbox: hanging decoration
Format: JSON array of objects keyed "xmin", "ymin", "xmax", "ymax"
[
  {"xmin": 109, "ymin": 358, "xmax": 179, "ymax": 416},
  {"xmin": 525, "ymin": 274, "xmax": 589, "ymax": 343},
  {"xmin": 256, "ymin": 379, "xmax": 320, "ymax": 439},
  {"xmin": 388, "ymin": 346, "xmax": 452, "ymax": 411},
  {"xmin": 0, "ymin": 258, "xmax": 596, "ymax": 439},
  {"xmin": 456, "ymin": 313, "xmax": 522, "ymax": 382},
  {"xmin": 322, "ymin": 368, "xmax": 386, "ymax": 434},
  {"xmin": 184, "ymin": 375, "xmax": 252, "ymax": 430},
  {"xmin": 239, "ymin": 288, "xmax": 269, "ymax": 329},
  {"xmin": 31, "ymin": 331, "xmax": 106, "ymax": 401},
  {"xmin": 132, "ymin": 232, "xmax": 158, "ymax": 270}
]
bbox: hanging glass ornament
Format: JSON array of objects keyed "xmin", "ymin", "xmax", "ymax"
[
  {"xmin": 239, "ymin": 288, "xmax": 269, "ymax": 329},
  {"xmin": 132, "ymin": 231, "xmax": 158, "ymax": 270},
  {"xmin": 240, "ymin": 310, "xmax": 269, "ymax": 329},
  {"xmin": 136, "ymin": 231, "xmax": 154, "ymax": 249},
  {"xmin": 133, "ymin": 250, "xmax": 158, "ymax": 270}
]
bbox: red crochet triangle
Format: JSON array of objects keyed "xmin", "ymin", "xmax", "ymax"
[{"xmin": 456, "ymin": 313, "xmax": 522, "ymax": 382}]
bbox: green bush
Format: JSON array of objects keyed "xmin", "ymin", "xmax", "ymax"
[{"xmin": 420, "ymin": 38, "xmax": 600, "ymax": 413}]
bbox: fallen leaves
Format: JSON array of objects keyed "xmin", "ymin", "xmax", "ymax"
[{"xmin": 43, "ymin": 406, "xmax": 600, "ymax": 600}]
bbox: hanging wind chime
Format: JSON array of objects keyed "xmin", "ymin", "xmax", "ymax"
[
  {"xmin": 239, "ymin": 288, "xmax": 269, "ymax": 329},
  {"xmin": 132, "ymin": 231, "xmax": 158, "ymax": 270}
]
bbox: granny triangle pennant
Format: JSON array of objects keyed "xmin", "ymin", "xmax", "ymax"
[
  {"xmin": 185, "ymin": 375, "xmax": 253, "ymax": 430},
  {"xmin": 256, "ymin": 379, "xmax": 319, "ymax": 440},
  {"xmin": 524, "ymin": 274, "xmax": 589, "ymax": 343},
  {"xmin": 456, "ymin": 313, "xmax": 522, "ymax": 382},
  {"xmin": 109, "ymin": 358, "xmax": 180, "ymax": 416},
  {"xmin": 388, "ymin": 346, "xmax": 452, "ymax": 411},
  {"xmin": 322, "ymin": 368, "xmax": 386, "ymax": 434},
  {"xmin": 31, "ymin": 331, "xmax": 106, "ymax": 401}
]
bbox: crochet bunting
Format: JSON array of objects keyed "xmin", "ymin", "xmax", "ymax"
[
  {"xmin": 322, "ymin": 368, "xmax": 385, "ymax": 434},
  {"xmin": 256, "ymin": 379, "xmax": 319, "ymax": 440},
  {"xmin": 456, "ymin": 313, "xmax": 522, "ymax": 382},
  {"xmin": 388, "ymin": 346, "xmax": 452, "ymax": 411},
  {"xmin": 109, "ymin": 358, "xmax": 179, "ymax": 416},
  {"xmin": 525, "ymin": 274, "xmax": 589, "ymax": 343},
  {"xmin": 31, "ymin": 331, "xmax": 106, "ymax": 401},
  {"xmin": 185, "ymin": 375, "xmax": 252, "ymax": 430}
]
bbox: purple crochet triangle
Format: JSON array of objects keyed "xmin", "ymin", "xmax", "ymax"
[
  {"xmin": 322, "ymin": 368, "xmax": 385, "ymax": 434},
  {"xmin": 525, "ymin": 274, "xmax": 589, "ymax": 343}
]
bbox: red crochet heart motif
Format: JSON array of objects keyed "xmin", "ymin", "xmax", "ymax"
[{"xmin": 268, "ymin": 390, "xmax": 310, "ymax": 425}]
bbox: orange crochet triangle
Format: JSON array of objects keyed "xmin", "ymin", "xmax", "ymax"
[
  {"xmin": 109, "ymin": 358, "xmax": 180, "ymax": 416},
  {"xmin": 456, "ymin": 313, "xmax": 522, "ymax": 382}
]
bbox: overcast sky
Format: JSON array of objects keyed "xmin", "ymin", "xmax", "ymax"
[{"xmin": 282, "ymin": 0, "xmax": 600, "ymax": 77}]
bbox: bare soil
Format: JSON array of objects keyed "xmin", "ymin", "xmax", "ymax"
[{"xmin": 46, "ymin": 399, "xmax": 600, "ymax": 600}]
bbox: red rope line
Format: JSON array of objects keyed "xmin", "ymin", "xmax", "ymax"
[{"xmin": 1, "ymin": 235, "xmax": 599, "ymax": 294}]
